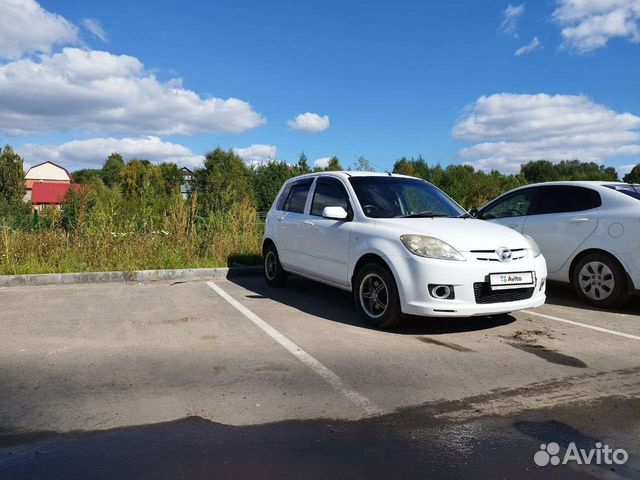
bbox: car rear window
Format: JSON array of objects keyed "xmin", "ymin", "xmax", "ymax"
[
  {"xmin": 275, "ymin": 184, "xmax": 292, "ymax": 210},
  {"xmin": 604, "ymin": 184, "xmax": 640, "ymax": 201},
  {"xmin": 533, "ymin": 186, "xmax": 602, "ymax": 214}
]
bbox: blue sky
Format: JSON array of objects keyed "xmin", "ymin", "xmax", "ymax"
[{"xmin": 1, "ymin": 0, "xmax": 639, "ymax": 174}]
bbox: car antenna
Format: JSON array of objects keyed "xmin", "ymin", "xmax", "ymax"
[{"xmin": 367, "ymin": 161, "xmax": 393, "ymax": 176}]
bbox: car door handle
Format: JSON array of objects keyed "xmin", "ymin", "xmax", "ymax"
[
  {"xmin": 570, "ymin": 217, "xmax": 590, "ymax": 224},
  {"xmin": 507, "ymin": 224, "xmax": 519, "ymax": 229},
  {"xmin": 303, "ymin": 220, "xmax": 314, "ymax": 227},
  {"xmin": 276, "ymin": 216, "xmax": 284, "ymax": 222}
]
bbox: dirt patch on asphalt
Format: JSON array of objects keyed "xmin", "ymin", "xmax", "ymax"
[
  {"xmin": 498, "ymin": 328, "xmax": 586, "ymax": 368},
  {"xmin": 500, "ymin": 328, "xmax": 555, "ymax": 343},
  {"xmin": 159, "ymin": 315, "xmax": 199, "ymax": 325}
]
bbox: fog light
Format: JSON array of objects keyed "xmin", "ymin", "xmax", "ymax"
[
  {"xmin": 429, "ymin": 284, "xmax": 455, "ymax": 300},
  {"xmin": 539, "ymin": 277, "xmax": 546, "ymax": 291}
]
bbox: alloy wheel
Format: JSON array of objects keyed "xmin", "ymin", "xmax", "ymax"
[
  {"xmin": 359, "ymin": 273, "xmax": 389, "ymax": 319},
  {"xmin": 264, "ymin": 251, "xmax": 277, "ymax": 281}
]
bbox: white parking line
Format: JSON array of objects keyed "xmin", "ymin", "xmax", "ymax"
[
  {"xmin": 545, "ymin": 302, "xmax": 632, "ymax": 318},
  {"xmin": 522, "ymin": 309, "xmax": 640, "ymax": 341},
  {"xmin": 206, "ymin": 281, "xmax": 383, "ymax": 417}
]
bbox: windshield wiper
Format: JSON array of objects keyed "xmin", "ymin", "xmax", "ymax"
[{"xmin": 398, "ymin": 211, "xmax": 452, "ymax": 218}]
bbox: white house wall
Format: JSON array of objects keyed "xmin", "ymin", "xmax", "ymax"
[{"xmin": 25, "ymin": 163, "xmax": 70, "ymax": 181}]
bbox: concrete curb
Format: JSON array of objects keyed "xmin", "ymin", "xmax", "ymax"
[{"xmin": 0, "ymin": 266, "xmax": 262, "ymax": 288}]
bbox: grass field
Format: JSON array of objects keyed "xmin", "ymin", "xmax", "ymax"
[{"xmin": 0, "ymin": 199, "xmax": 263, "ymax": 275}]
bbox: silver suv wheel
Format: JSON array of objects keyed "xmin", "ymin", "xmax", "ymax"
[{"xmin": 578, "ymin": 261, "xmax": 614, "ymax": 301}]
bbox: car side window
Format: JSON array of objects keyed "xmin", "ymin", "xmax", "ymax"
[
  {"xmin": 480, "ymin": 189, "xmax": 537, "ymax": 219},
  {"xmin": 311, "ymin": 178, "xmax": 351, "ymax": 216},
  {"xmin": 283, "ymin": 181, "xmax": 312, "ymax": 213},
  {"xmin": 533, "ymin": 186, "xmax": 602, "ymax": 215},
  {"xmin": 275, "ymin": 184, "xmax": 292, "ymax": 210}
]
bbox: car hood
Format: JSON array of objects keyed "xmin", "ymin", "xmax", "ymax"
[{"xmin": 374, "ymin": 217, "xmax": 530, "ymax": 251}]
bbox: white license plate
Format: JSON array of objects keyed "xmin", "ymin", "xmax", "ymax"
[{"xmin": 489, "ymin": 271, "xmax": 535, "ymax": 290}]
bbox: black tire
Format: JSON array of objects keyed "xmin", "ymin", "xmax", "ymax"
[
  {"xmin": 572, "ymin": 253, "xmax": 628, "ymax": 308},
  {"xmin": 263, "ymin": 243, "xmax": 287, "ymax": 287},
  {"xmin": 353, "ymin": 263, "xmax": 404, "ymax": 329}
]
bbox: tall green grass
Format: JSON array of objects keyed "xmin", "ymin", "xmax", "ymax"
[{"xmin": 0, "ymin": 192, "xmax": 263, "ymax": 275}]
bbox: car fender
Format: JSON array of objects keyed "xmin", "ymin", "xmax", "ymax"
[{"xmin": 348, "ymin": 234, "xmax": 411, "ymax": 300}]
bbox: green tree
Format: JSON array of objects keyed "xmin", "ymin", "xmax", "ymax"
[
  {"xmin": 295, "ymin": 152, "xmax": 311, "ymax": 174},
  {"xmin": 101, "ymin": 153, "xmax": 125, "ymax": 188},
  {"xmin": 392, "ymin": 156, "xmax": 525, "ymax": 209},
  {"xmin": 119, "ymin": 159, "xmax": 163, "ymax": 198},
  {"xmin": 520, "ymin": 160, "xmax": 557, "ymax": 183},
  {"xmin": 326, "ymin": 156, "xmax": 342, "ymax": 171},
  {"xmin": 159, "ymin": 163, "xmax": 183, "ymax": 194},
  {"xmin": 61, "ymin": 185, "xmax": 96, "ymax": 231},
  {"xmin": 555, "ymin": 160, "xmax": 618, "ymax": 181},
  {"xmin": 253, "ymin": 161, "xmax": 296, "ymax": 211},
  {"xmin": 521, "ymin": 159, "xmax": 618, "ymax": 183},
  {"xmin": 0, "ymin": 145, "xmax": 26, "ymax": 207},
  {"xmin": 72, "ymin": 168, "xmax": 102, "ymax": 185},
  {"xmin": 623, "ymin": 164, "xmax": 640, "ymax": 183},
  {"xmin": 355, "ymin": 156, "xmax": 375, "ymax": 172},
  {"xmin": 193, "ymin": 148, "xmax": 255, "ymax": 213},
  {"xmin": 393, "ymin": 156, "xmax": 442, "ymax": 183}
]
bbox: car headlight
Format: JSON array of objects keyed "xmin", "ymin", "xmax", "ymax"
[
  {"xmin": 524, "ymin": 234, "xmax": 541, "ymax": 258},
  {"xmin": 400, "ymin": 235, "xmax": 466, "ymax": 261}
]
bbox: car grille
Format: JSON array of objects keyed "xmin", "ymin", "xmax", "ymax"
[
  {"xmin": 469, "ymin": 248, "xmax": 527, "ymax": 262},
  {"xmin": 473, "ymin": 282, "xmax": 535, "ymax": 304}
]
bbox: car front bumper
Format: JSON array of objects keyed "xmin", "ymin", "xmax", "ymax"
[{"xmin": 391, "ymin": 253, "xmax": 547, "ymax": 317}]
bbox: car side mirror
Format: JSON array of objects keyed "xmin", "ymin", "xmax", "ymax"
[
  {"xmin": 469, "ymin": 208, "xmax": 479, "ymax": 218},
  {"xmin": 322, "ymin": 206, "xmax": 348, "ymax": 220}
]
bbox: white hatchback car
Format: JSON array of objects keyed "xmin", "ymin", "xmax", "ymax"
[
  {"xmin": 475, "ymin": 181, "xmax": 640, "ymax": 308},
  {"xmin": 263, "ymin": 172, "xmax": 546, "ymax": 328}
]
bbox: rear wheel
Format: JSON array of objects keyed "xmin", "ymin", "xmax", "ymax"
[
  {"xmin": 264, "ymin": 244, "xmax": 287, "ymax": 287},
  {"xmin": 353, "ymin": 263, "xmax": 404, "ymax": 329},
  {"xmin": 572, "ymin": 253, "xmax": 628, "ymax": 308}
]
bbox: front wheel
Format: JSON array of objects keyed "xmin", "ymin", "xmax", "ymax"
[
  {"xmin": 353, "ymin": 263, "xmax": 404, "ymax": 329},
  {"xmin": 264, "ymin": 244, "xmax": 287, "ymax": 287},
  {"xmin": 572, "ymin": 253, "xmax": 628, "ymax": 308}
]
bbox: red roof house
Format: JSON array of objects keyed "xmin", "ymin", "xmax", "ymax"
[{"xmin": 31, "ymin": 182, "xmax": 84, "ymax": 211}]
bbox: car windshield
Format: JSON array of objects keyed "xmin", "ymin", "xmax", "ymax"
[
  {"xmin": 604, "ymin": 184, "xmax": 640, "ymax": 201},
  {"xmin": 348, "ymin": 176, "xmax": 466, "ymax": 218}
]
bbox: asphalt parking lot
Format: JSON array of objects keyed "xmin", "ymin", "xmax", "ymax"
[{"xmin": 1, "ymin": 275, "xmax": 639, "ymax": 479}]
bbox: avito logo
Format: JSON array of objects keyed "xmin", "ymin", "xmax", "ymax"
[{"xmin": 534, "ymin": 442, "xmax": 628, "ymax": 467}]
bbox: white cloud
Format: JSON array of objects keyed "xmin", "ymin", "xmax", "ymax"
[
  {"xmin": 0, "ymin": 47, "xmax": 265, "ymax": 136},
  {"xmin": 18, "ymin": 136, "xmax": 204, "ymax": 170},
  {"xmin": 500, "ymin": 3, "xmax": 526, "ymax": 37},
  {"xmin": 0, "ymin": 0, "xmax": 79, "ymax": 59},
  {"xmin": 553, "ymin": 0, "xmax": 640, "ymax": 53},
  {"xmin": 232, "ymin": 144, "xmax": 277, "ymax": 166},
  {"xmin": 287, "ymin": 112, "xmax": 330, "ymax": 133},
  {"xmin": 81, "ymin": 18, "xmax": 108, "ymax": 42},
  {"xmin": 515, "ymin": 36, "xmax": 542, "ymax": 55},
  {"xmin": 452, "ymin": 93, "xmax": 640, "ymax": 173},
  {"xmin": 617, "ymin": 163, "xmax": 637, "ymax": 176},
  {"xmin": 314, "ymin": 157, "xmax": 332, "ymax": 168}
]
